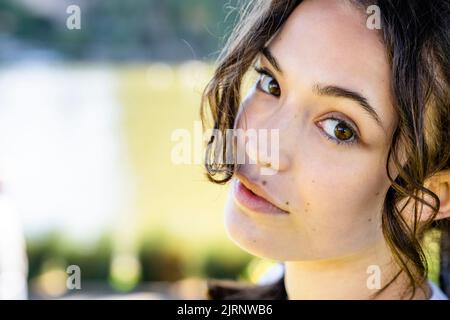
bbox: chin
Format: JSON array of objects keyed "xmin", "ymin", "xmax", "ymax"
[{"xmin": 223, "ymin": 194, "xmax": 302, "ymax": 261}]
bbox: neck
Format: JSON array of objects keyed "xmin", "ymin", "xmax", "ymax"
[{"xmin": 284, "ymin": 239, "xmax": 429, "ymax": 299}]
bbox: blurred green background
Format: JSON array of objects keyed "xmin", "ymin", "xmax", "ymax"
[{"xmin": 0, "ymin": 0, "xmax": 277, "ymax": 299}]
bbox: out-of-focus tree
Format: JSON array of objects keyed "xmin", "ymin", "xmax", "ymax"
[{"xmin": 0, "ymin": 0, "xmax": 240, "ymax": 62}]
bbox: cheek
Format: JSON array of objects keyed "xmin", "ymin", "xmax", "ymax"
[{"xmin": 290, "ymin": 140, "xmax": 389, "ymax": 234}]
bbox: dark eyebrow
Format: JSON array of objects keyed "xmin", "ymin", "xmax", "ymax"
[
  {"xmin": 261, "ymin": 47, "xmax": 283, "ymax": 73},
  {"xmin": 261, "ymin": 47, "xmax": 384, "ymax": 132},
  {"xmin": 313, "ymin": 84, "xmax": 384, "ymax": 131}
]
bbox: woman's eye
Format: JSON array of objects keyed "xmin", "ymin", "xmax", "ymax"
[
  {"xmin": 256, "ymin": 73, "xmax": 281, "ymax": 97},
  {"xmin": 319, "ymin": 118, "xmax": 358, "ymax": 145}
]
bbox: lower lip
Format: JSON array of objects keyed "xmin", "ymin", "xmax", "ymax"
[{"xmin": 233, "ymin": 180, "xmax": 288, "ymax": 215}]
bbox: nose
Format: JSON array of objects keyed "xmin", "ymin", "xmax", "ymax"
[
  {"xmin": 235, "ymin": 99, "xmax": 293, "ymax": 175},
  {"xmin": 244, "ymin": 127, "xmax": 291, "ymax": 175}
]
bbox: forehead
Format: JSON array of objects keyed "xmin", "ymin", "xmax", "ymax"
[{"xmin": 267, "ymin": 0, "xmax": 397, "ymax": 133}]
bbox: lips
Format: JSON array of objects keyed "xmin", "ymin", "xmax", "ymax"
[{"xmin": 233, "ymin": 177, "xmax": 289, "ymax": 215}]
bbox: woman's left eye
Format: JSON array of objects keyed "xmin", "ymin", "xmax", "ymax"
[{"xmin": 318, "ymin": 118, "xmax": 359, "ymax": 146}]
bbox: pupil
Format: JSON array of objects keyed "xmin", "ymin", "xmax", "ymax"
[
  {"xmin": 269, "ymin": 81, "xmax": 280, "ymax": 95},
  {"xmin": 335, "ymin": 122, "xmax": 353, "ymax": 140}
]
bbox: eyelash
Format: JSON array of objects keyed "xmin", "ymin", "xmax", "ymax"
[{"xmin": 253, "ymin": 65, "xmax": 360, "ymax": 147}]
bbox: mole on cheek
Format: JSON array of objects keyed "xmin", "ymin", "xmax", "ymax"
[
  {"xmin": 375, "ymin": 192, "xmax": 380, "ymax": 196},
  {"xmin": 305, "ymin": 202, "xmax": 310, "ymax": 213},
  {"xmin": 262, "ymin": 180, "xmax": 267, "ymax": 186}
]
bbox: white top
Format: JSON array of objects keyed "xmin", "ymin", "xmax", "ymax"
[
  {"xmin": 258, "ymin": 263, "xmax": 449, "ymax": 300},
  {"xmin": 428, "ymin": 280, "xmax": 448, "ymax": 300}
]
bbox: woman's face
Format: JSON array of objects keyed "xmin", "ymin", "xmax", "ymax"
[{"xmin": 224, "ymin": 0, "xmax": 399, "ymax": 261}]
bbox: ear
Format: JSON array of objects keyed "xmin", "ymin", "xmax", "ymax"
[{"xmin": 423, "ymin": 169, "xmax": 450, "ymax": 221}]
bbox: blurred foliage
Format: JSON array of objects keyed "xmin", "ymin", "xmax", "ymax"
[
  {"xmin": 0, "ymin": 0, "xmax": 240, "ymax": 61},
  {"xmin": 26, "ymin": 232, "xmax": 112, "ymax": 281},
  {"xmin": 424, "ymin": 229, "xmax": 441, "ymax": 285},
  {"xmin": 138, "ymin": 234, "xmax": 252, "ymax": 282},
  {"xmin": 27, "ymin": 231, "xmax": 253, "ymax": 287}
]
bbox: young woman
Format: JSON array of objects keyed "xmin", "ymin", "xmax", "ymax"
[{"xmin": 201, "ymin": 0, "xmax": 450, "ymax": 299}]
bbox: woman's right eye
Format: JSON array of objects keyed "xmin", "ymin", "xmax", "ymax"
[{"xmin": 254, "ymin": 67, "xmax": 281, "ymax": 97}]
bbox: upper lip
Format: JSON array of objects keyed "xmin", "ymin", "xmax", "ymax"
[{"xmin": 235, "ymin": 172, "xmax": 290, "ymax": 214}]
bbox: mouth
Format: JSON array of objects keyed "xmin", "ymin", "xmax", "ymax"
[{"xmin": 233, "ymin": 175, "xmax": 289, "ymax": 215}]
